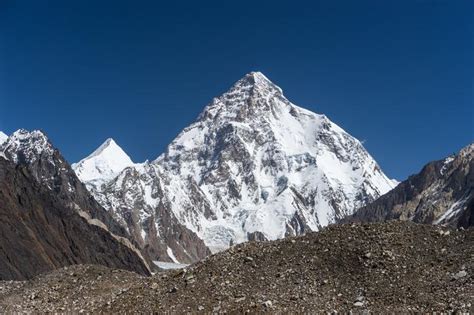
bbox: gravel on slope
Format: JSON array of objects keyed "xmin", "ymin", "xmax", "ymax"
[{"xmin": 0, "ymin": 221, "xmax": 472, "ymax": 313}]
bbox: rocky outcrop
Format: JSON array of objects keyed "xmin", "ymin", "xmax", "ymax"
[
  {"xmin": 347, "ymin": 143, "xmax": 473, "ymax": 227},
  {"xmin": 0, "ymin": 157, "xmax": 150, "ymax": 280}
]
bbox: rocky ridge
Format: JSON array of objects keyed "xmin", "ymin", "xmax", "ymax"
[{"xmin": 348, "ymin": 143, "xmax": 473, "ymax": 227}]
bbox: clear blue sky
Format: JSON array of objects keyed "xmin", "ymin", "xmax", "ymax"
[{"xmin": 0, "ymin": 0, "xmax": 472, "ymax": 180}]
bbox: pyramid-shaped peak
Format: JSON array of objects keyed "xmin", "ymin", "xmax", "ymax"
[
  {"xmin": 195, "ymin": 72, "xmax": 287, "ymax": 122},
  {"xmin": 230, "ymin": 71, "xmax": 283, "ymax": 96},
  {"xmin": 240, "ymin": 71, "xmax": 273, "ymax": 85},
  {"xmin": 104, "ymin": 137, "xmax": 115, "ymax": 145},
  {"xmin": 246, "ymin": 71, "xmax": 270, "ymax": 80},
  {"xmin": 87, "ymin": 138, "xmax": 130, "ymax": 160},
  {"xmin": 93, "ymin": 138, "xmax": 116, "ymax": 152},
  {"xmin": 72, "ymin": 137, "xmax": 134, "ymax": 183}
]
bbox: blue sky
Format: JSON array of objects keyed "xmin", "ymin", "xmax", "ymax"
[{"xmin": 0, "ymin": 0, "xmax": 472, "ymax": 180}]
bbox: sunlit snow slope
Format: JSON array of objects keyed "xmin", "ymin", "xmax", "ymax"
[
  {"xmin": 0, "ymin": 132, "xmax": 8, "ymax": 145},
  {"xmin": 73, "ymin": 138, "xmax": 134, "ymax": 191}
]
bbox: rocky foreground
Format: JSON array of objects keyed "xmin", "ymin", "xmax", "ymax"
[{"xmin": 0, "ymin": 221, "xmax": 472, "ymax": 313}]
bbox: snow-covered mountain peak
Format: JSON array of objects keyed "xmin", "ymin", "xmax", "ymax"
[
  {"xmin": 229, "ymin": 70, "xmax": 283, "ymax": 97},
  {"xmin": 0, "ymin": 129, "xmax": 74, "ymax": 191},
  {"xmin": 11, "ymin": 129, "xmax": 48, "ymax": 142},
  {"xmin": 241, "ymin": 71, "xmax": 274, "ymax": 86},
  {"xmin": 88, "ymin": 138, "xmax": 124, "ymax": 159},
  {"xmin": 0, "ymin": 131, "xmax": 8, "ymax": 145},
  {"xmin": 74, "ymin": 72, "xmax": 397, "ymax": 262},
  {"xmin": 195, "ymin": 72, "xmax": 285, "ymax": 123},
  {"xmin": 72, "ymin": 138, "xmax": 134, "ymax": 189},
  {"xmin": 148, "ymin": 72, "xmax": 397, "ymax": 252},
  {"xmin": 1, "ymin": 129, "xmax": 54, "ymax": 164}
]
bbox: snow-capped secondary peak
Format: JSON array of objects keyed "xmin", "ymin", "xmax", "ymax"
[
  {"xmin": 72, "ymin": 138, "xmax": 134, "ymax": 189},
  {"xmin": 87, "ymin": 138, "xmax": 123, "ymax": 159},
  {"xmin": 8, "ymin": 129, "xmax": 49, "ymax": 145},
  {"xmin": 0, "ymin": 129, "xmax": 79, "ymax": 192},
  {"xmin": 0, "ymin": 129, "xmax": 54, "ymax": 164},
  {"xmin": 0, "ymin": 131, "xmax": 8, "ymax": 145}
]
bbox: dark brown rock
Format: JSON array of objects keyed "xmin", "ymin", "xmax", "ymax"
[{"xmin": 0, "ymin": 157, "xmax": 150, "ymax": 280}]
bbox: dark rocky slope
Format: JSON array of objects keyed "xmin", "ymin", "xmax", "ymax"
[
  {"xmin": 1, "ymin": 130, "xmax": 130, "ymax": 239},
  {"xmin": 1, "ymin": 221, "xmax": 472, "ymax": 312},
  {"xmin": 347, "ymin": 143, "xmax": 473, "ymax": 227},
  {"xmin": 0, "ymin": 157, "xmax": 150, "ymax": 280}
]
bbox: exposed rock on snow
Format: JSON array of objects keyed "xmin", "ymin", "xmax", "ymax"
[{"xmin": 1, "ymin": 129, "xmax": 54, "ymax": 165}]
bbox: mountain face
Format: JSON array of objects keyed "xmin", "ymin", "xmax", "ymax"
[
  {"xmin": 0, "ymin": 130, "xmax": 151, "ymax": 279},
  {"xmin": 74, "ymin": 72, "xmax": 396, "ymax": 262},
  {"xmin": 0, "ymin": 157, "xmax": 150, "ymax": 280},
  {"xmin": 1, "ymin": 130, "xmax": 129, "ymax": 237},
  {"xmin": 348, "ymin": 143, "xmax": 473, "ymax": 228},
  {"xmin": 73, "ymin": 143, "xmax": 212, "ymax": 264}
]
